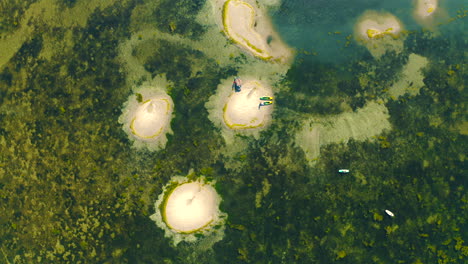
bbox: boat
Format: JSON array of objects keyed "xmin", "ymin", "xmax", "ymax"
[
  {"xmin": 338, "ymin": 169, "xmax": 349, "ymax": 174},
  {"xmin": 260, "ymin": 96, "xmax": 273, "ymax": 100},
  {"xmin": 258, "ymin": 101, "xmax": 273, "ymax": 109},
  {"xmin": 385, "ymin": 209, "xmax": 395, "ymax": 217}
]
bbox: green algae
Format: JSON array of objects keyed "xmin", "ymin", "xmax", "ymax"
[{"xmin": 0, "ymin": 0, "xmax": 466, "ymax": 263}]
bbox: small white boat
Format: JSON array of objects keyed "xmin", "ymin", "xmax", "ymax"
[
  {"xmin": 385, "ymin": 209, "xmax": 395, "ymax": 217},
  {"xmin": 338, "ymin": 169, "xmax": 349, "ymax": 174}
]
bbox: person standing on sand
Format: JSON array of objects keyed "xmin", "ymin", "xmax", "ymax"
[{"xmin": 232, "ymin": 77, "xmax": 242, "ymax": 92}]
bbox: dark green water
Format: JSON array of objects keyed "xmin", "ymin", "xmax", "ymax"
[{"xmin": 0, "ymin": 0, "xmax": 466, "ymax": 263}]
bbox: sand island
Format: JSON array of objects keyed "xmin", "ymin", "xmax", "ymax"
[
  {"xmin": 150, "ymin": 176, "xmax": 227, "ymax": 246},
  {"xmin": 223, "ymin": 79, "xmax": 274, "ymax": 130},
  {"xmin": 216, "ymin": 0, "xmax": 293, "ymax": 62},
  {"xmin": 415, "ymin": 0, "xmax": 438, "ymax": 19},
  {"xmin": 413, "ymin": 0, "xmax": 446, "ymax": 28},
  {"xmin": 354, "ymin": 11, "xmax": 405, "ymax": 58},
  {"xmin": 119, "ymin": 85, "xmax": 174, "ymax": 151},
  {"xmin": 206, "ymin": 77, "xmax": 274, "ymax": 138}
]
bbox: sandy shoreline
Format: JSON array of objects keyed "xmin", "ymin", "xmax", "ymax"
[
  {"xmin": 118, "ymin": 83, "xmax": 174, "ymax": 151},
  {"xmin": 223, "ymin": 79, "xmax": 274, "ymax": 130},
  {"xmin": 214, "ymin": 0, "xmax": 293, "ymax": 62}
]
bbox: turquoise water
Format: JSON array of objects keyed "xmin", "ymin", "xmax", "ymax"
[
  {"xmin": 271, "ymin": 0, "xmax": 467, "ymax": 62},
  {"xmin": 0, "ymin": 0, "xmax": 466, "ymax": 263}
]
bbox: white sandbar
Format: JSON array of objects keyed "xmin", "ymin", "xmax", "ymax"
[
  {"xmin": 119, "ymin": 86, "xmax": 174, "ymax": 151},
  {"xmin": 354, "ymin": 11, "xmax": 404, "ymax": 58},
  {"xmin": 130, "ymin": 98, "xmax": 172, "ymax": 139},
  {"xmin": 150, "ymin": 176, "xmax": 227, "ymax": 246},
  {"xmin": 221, "ymin": 0, "xmax": 293, "ymax": 62},
  {"xmin": 415, "ymin": 0, "xmax": 438, "ymax": 19},
  {"xmin": 223, "ymin": 80, "xmax": 274, "ymax": 130},
  {"xmin": 413, "ymin": 0, "xmax": 446, "ymax": 28},
  {"xmin": 164, "ymin": 182, "xmax": 218, "ymax": 233}
]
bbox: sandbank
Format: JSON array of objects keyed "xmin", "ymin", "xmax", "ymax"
[
  {"xmin": 150, "ymin": 176, "xmax": 227, "ymax": 246},
  {"xmin": 354, "ymin": 11, "xmax": 405, "ymax": 58},
  {"xmin": 223, "ymin": 80, "xmax": 274, "ymax": 130},
  {"xmin": 129, "ymin": 98, "xmax": 172, "ymax": 139},
  {"xmin": 296, "ymin": 101, "xmax": 391, "ymax": 164},
  {"xmin": 205, "ymin": 77, "xmax": 274, "ymax": 140},
  {"xmin": 413, "ymin": 0, "xmax": 448, "ymax": 29},
  {"xmin": 163, "ymin": 182, "xmax": 218, "ymax": 233},
  {"xmin": 118, "ymin": 81, "xmax": 174, "ymax": 151},
  {"xmin": 216, "ymin": 0, "xmax": 293, "ymax": 62},
  {"xmin": 414, "ymin": 0, "xmax": 438, "ymax": 20}
]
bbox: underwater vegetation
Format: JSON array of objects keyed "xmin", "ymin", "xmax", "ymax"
[
  {"xmin": 0, "ymin": 0, "xmax": 466, "ymax": 263},
  {"xmin": 152, "ymin": 0, "xmax": 207, "ymax": 40},
  {"xmin": 0, "ymin": 0, "xmax": 37, "ymax": 34}
]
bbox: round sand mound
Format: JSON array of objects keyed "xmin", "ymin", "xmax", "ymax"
[{"xmin": 223, "ymin": 80, "xmax": 274, "ymax": 130}]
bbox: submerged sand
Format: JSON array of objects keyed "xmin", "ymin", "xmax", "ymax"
[
  {"xmin": 387, "ymin": 53, "xmax": 429, "ymax": 99},
  {"xmin": 413, "ymin": 0, "xmax": 448, "ymax": 29},
  {"xmin": 414, "ymin": 0, "xmax": 438, "ymax": 19},
  {"xmin": 296, "ymin": 101, "xmax": 392, "ymax": 163},
  {"xmin": 0, "ymin": 0, "xmax": 117, "ymax": 70},
  {"xmin": 354, "ymin": 10, "xmax": 405, "ymax": 58}
]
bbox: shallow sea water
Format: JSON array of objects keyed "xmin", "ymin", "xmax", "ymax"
[
  {"xmin": 271, "ymin": 0, "xmax": 466, "ymax": 62},
  {"xmin": 0, "ymin": 0, "xmax": 466, "ymax": 263}
]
